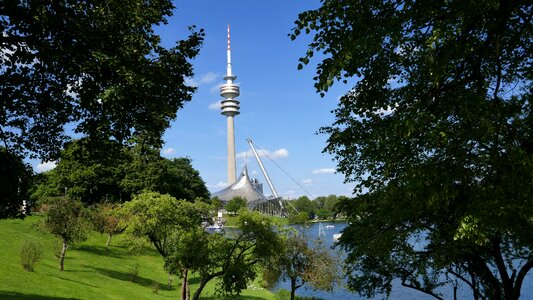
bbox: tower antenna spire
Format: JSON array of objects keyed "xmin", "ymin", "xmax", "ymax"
[{"xmin": 226, "ymin": 24, "xmax": 232, "ymax": 78}]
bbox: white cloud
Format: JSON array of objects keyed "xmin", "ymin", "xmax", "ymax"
[
  {"xmin": 162, "ymin": 147, "xmax": 176, "ymax": 155},
  {"xmin": 312, "ymin": 168, "xmax": 336, "ymax": 174},
  {"xmin": 36, "ymin": 161, "xmax": 57, "ymax": 173},
  {"xmin": 199, "ymin": 72, "xmax": 219, "ymax": 85},
  {"xmin": 236, "ymin": 148, "xmax": 289, "ymax": 161},
  {"xmin": 271, "ymin": 148, "xmax": 289, "ymax": 159},
  {"xmin": 210, "ymin": 83, "xmax": 224, "ymax": 94},
  {"xmin": 186, "ymin": 71, "xmax": 221, "ymax": 90},
  {"xmin": 207, "ymin": 182, "xmax": 228, "ymax": 190},
  {"xmin": 302, "ymin": 179, "xmax": 312, "ymax": 184},
  {"xmin": 283, "ymin": 190, "xmax": 297, "ymax": 198},
  {"xmin": 251, "ymin": 169, "xmax": 258, "ymax": 176},
  {"xmin": 208, "ymin": 101, "xmax": 222, "ymax": 110},
  {"xmin": 373, "ymin": 103, "xmax": 398, "ymax": 116}
]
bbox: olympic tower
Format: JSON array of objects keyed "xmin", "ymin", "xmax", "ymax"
[{"xmin": 220, "ymin": 25, "xmax": 240, "ymax": 185}]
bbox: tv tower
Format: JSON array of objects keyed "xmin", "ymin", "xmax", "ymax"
[{"xmin": 220, "ymin": 25, "xmax": 240, "ymax": 185}]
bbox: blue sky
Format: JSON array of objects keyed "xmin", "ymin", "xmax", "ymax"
[{"xmin": 35, "ymin": 0, "xmax": 356, "ymax": 199}]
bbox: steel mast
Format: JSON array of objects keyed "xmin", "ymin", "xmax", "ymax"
[{"xmin": 246, "ymin": 139, "xmax": 286, "ymax": 214}]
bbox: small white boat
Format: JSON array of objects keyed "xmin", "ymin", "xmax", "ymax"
[
  {"xmin": 333, "ymin": 233, "xmax": 342, "ymax": 242},
  {"xmin": 325, "ymin": 225, "xmax": 335, "ymax": 229}
]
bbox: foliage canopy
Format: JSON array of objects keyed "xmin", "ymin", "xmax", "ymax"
[
  {"xmin": 31, "ymin": 140, "xmax": 209, "ymax": 205},
  {"xmin": 293, "ymin": 0, "xmax": 532, "ymax": 299},
  {"xmin": 1, "ymin": 0, "xmax": 203, "ymax": 160}
]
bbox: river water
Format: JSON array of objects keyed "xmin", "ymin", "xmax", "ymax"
[{"xmin": 272, "ymin": 222, "xmax": 533, "ymax": 300}]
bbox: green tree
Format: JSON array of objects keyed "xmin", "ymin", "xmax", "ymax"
[
  {"xmin": 164, "ymin": 226, "xmax": 211, "ymax": 299},
  {"xmin": 31, "ymin": 141, "xmax": 209, "ymax": 205},
  {"xmin": 0, "ymin": 147, "xmax": 32, "ymax": 219},
  {"xmin": 32, "ymin": 139, "xmax": 127, "ymax": 204},
  {"xmin": 1, "ymin": 1, "xmax": 203, "ymax": 161},
  {"xmin": 315, "ymin": 208, "xmax": 332, "ymax": 220},
  {"xmin": 121, "ymin": 146, "xmax": 209, "ymax": 201},
  {"xmin": 120, "ymin": 191, "xmax": 211, "ymax": 293},
  {"xmin": 41, "ymin": 196, "xmax": 90, "ymax": 271},
  {"xmin": 274, "ymin": 232, "xmax": 341, "ymax": 300},
  {"xmin": 210, "ymin": 197, "xmax": 224, "ymax": 211},
  {"xmin": 186, "ymin": 211, "xmax": 281, "ymax": 300},
  {"xmin": 91, "ymin": 203, "xmax": 122, "ymax": 246},
  {"xmin": 314, "ymin": 196, "xmax": 327, "ymax": 208},
  {"xmin": 225, "ymin": 196, "xmax": 247, "ymax": 215},
  {"xmin": 287, "ymin": 212, "xmax": 310, "ymax": 225},
  {"xmin": 293, "ymin": 1, "xmax": 532, "ymax": 299},
  {"xmin": 291, "ymin": 196, "xmax": 317, "ymax": 219}
]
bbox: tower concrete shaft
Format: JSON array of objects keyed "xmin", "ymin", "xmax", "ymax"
[{"xmin": 220, "ymin": 25, "xmax": 240, "ymax": 185}]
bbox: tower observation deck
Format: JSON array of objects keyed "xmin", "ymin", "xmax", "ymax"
[{"xmin": 220, "ymin": 25, "xmax": 240, "ymax": 184}]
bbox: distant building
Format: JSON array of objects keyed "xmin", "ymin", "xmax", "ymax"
[{"xmin": 213, "ymin": 166, "xmax": 267, "ymax": 204}]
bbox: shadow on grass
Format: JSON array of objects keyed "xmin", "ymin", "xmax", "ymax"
[
  {"xmin": 73, "ymin": 245, "xmax": 126, "ymax": 259},
  {"xmin": 188, "ymin": 276, "xmax": 201, "ymax": 285},
  {"xmin": 86, "ymin": 266, "xmax": 174, "ymax": 291},
  {"xmin": 39, "ymin": 272, "xmax": 97, "ymax": 288},
  {"xmin": 0, "ymin": 291, "xmax": 79, "ymax": 299}
]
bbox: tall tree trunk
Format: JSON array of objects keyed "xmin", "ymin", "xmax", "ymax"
[
  {"xmin": 181, "ymin": 268, "xmax": 189, "ymax": 300},
  {"xmin": 59, "ymin": 238, "xmax": 68, "ymax": 271},
  {"xmin": 290, "ymin": 277, "xmax": 297, "ymax": 300},
  {"xmin": 106, "ymin": 233, "xmax": 112, "ymax": 246},
  {"xmin": 168, "ymin": 272, "xmax": 173, "ymax": 287},
  {"xmin": 192, "ymin": 277, "xmax": 210, "ymax": 300}
]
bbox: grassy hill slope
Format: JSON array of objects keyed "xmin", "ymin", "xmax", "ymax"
[{"xmin": 0, "ymin": 216, "xmax": 275, "ymax": 300}]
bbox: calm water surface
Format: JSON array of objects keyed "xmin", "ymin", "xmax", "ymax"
[{"xmin": 272, "ymin": 222, "xmax": 533, "ymax": 300}]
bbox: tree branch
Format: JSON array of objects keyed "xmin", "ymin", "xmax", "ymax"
[
  {"xmin": 492, "ymin": 236, "xmax": 510, "ymax": 286},
  {"xmin": 400, "ymin": 278, "xmax": 444, "ymax": 300},
  {"xmin": 514, "ymin": 258, "xmax": 533, "ymax": 298}
]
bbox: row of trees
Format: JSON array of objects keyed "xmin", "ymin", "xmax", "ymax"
[
  {"xmin": 222, "ymin": 194, "xmax": 346, "ymax": 222},
  {"xmin": 39, "ymin": 192, "xmax": 339, "ymax": 300},
  {"xmin": 25, "ymin": 139, "xmax": 340, "ymax": 300},
  {"xmin": 286, "ymin": 194, "xmax": 347, "ymax": 222},
  {"xmin": 30, "ymin": 139, "xmax": 210, "ymax": 205}
]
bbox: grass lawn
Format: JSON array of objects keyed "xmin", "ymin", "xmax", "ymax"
[{"xmin": 0, "ymin": 216, "xmax": 276, "ymax": 300}]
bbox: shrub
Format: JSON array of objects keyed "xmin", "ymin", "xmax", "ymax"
[
  {"xmin": 20, "ymin": 239, "xmax": 42, "ymax": 271},
  {"xmin": 151, "ymin": 282, "xmax": 161, "ymax": 294},
  {"xmin": 261, "ymin": 268, "xmax": 280, "ymax": 288},
  {"xmin": 128, "ymin": 261, "xmax": 139, "ymax": 282}
]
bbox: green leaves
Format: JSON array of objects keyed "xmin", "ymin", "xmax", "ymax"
[
  {"xmin": 1, "ymin": 0, "xmax": 204, "ymax": 160},
  {"xmin": 41, "ymin": 196, "xmax": 91, "ymax": 244},
  {"xmin": 293, "ymin": 0, "xmax": 533, "ymax": 298},
  {"xmin": 454, "ymin": 215, "xmax": 489, "ymax": 246},
  {"xmin": 225, "ymin": 196, "xmax": 247, "ymax": 214}
]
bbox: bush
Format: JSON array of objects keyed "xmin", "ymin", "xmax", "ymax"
[
  {"xmin": 128, "ymin": 261, "xmax": 139, "ymax": 282},
  {"xmin": 151, "ymin": 282, "xmax": 160, "ymax": 294},
  {"xmin": 261, "ymin": 268, "xmax": 280, "ymax": 288},
  {"xmin": 20, "ymin": 239, "xmax": 42, "ymax": 271}
]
